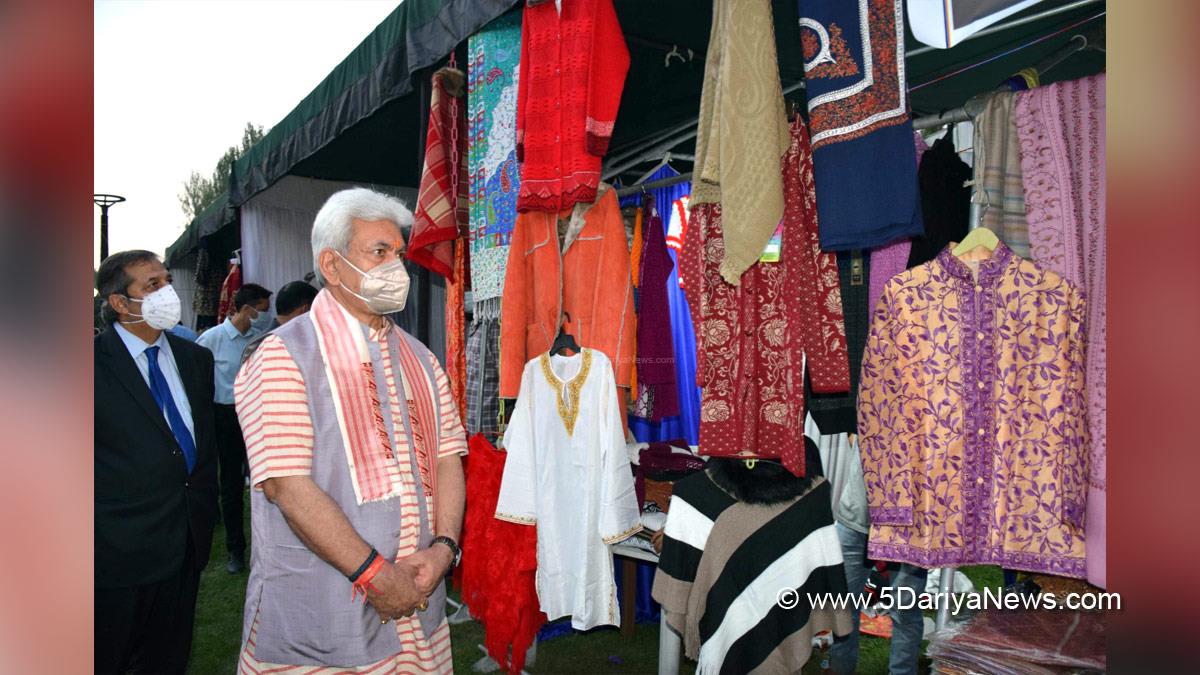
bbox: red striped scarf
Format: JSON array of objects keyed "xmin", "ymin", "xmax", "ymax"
[{"xmin": 310, "ymin": 290, "xmax": 439, "ymax": 506}]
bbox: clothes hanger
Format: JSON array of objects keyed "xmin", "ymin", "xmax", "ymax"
[
  {"xmin": 633, "ymin": 153, "xmax": 675, "ymax": 187},
  {"xmin": 549, "ymin": 311, "xmax": 581, "ymax": 356},
  {"xmin": 952, "ymin": 226, "xmax": 1000, "ymax": 257}
]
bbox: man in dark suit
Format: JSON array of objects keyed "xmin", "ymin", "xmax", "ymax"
[{"xmin": 94, "ymin": 250, "xmax": 219, "ymax": 674}]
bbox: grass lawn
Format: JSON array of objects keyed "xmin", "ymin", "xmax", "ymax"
[{"xmin": 188, "ymin": 494, "xmax": 1002, "ymax": 673}]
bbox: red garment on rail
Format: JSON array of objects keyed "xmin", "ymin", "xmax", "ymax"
[
  {"xmin": 679, "ymin": 117, "xmax": 850, "ymax": 477},
  {"xmin": 516, "ymin": 0, "xmax": 629, "ymax": 212},
  {"xmin": 217, "ymin": 262, "xmax": 241, "ymax": 324},
  {"xmin": 460, "ymin": 434, "xmax": 545, "ymax": 674}
]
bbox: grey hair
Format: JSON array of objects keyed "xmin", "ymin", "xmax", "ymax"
[{"xmin": 310, "ymin": 187, "xmax": 412, "ymax": 286}]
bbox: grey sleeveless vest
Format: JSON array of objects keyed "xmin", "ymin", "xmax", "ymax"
[{"xmin": 242, "ymin": 313, "xmax": 447, "ymax": 666}]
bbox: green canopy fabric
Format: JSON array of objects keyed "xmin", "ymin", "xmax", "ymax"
[
  {"xmin": 229, "ymin": 0, "xmax": 518, "ymax": 206},
  {"xmin": 164, "ymin": 190, "xmax": 233, "ymax": 267}
]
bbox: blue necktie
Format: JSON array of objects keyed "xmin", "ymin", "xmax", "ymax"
[{"xmin": 144, "ymin": 346, "xmax": 197, "ymax": 473}]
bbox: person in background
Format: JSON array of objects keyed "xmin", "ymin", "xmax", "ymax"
[
  {"xmin": 240, "ymin": 280, "xmax": 319, "ymax": 364},
  {"xmin": 94, "ymin": 250, "xmax": 218, "ymax": 674},
  {"xmin": 234, "ymin": 188, "xmax": 466, "ymax": 673},
  {"xmin": 829, "ymin": 435, "xmax": 928, "ymax": 675},
  {"xmin": 196, "ymin": 282, "xmax": 272, "ymax": 573},
  {"xmin": 168, "ymin": 321, "xmax": 200, "ymax": 341}
]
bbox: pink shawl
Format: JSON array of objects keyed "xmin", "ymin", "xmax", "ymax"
[{"xmin": 1015, "ymin": 73, "xmax": 1106, "ymax": 587}]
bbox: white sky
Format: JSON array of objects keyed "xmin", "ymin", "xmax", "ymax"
[{"xmin": 93, "ymin": 0, "xmax": 400, "ymax": 266}]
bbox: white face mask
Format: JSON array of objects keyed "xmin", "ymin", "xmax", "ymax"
[
  {"xmin": 249, "ymin": 307, "xmax": 274, "ymax": 333},
  {"xmin": 121, "ymin": 284, "xmax": 182, "ymax": 331},
  {"xmin": 337, "ymin": 252, "xmax": 411, "ymax": 314}
]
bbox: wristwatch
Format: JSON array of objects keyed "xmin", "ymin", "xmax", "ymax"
[{"xmin": 431, "ymin": 536, "xmax": 461, "ymax": 567}]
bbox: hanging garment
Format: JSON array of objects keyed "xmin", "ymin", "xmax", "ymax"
[
  {"xmin": 410, "ymin": 68, "xmax": 468, "ymax": 279},
  {"xmin": 665, "ymin": 195, "xmax": 689, "ymax": 256},
  {"xmin": 516, "ymin": 0, "xmax": 629, "ymax": 212},
  {"xmin": 805, "ymin": 251, "xmax": 870, "ymax": 436},
  {"xmin": 652, "ymin": 454, "xmax": 853, "ymax": 674},
  {"xmin": 680, "ymin": 117, "xmax": 849, "ymax": 477},
  {"xmin": 630, "ymin": 206, "xmax": 644, "ymax": 288},
  {"xmin": 621, "ymin": 167, "xmax": 702, "ymax": 447},
  {"xmin": 868, "ymin": 238, "xmax": 910, "ymax": 318},
  {"xmin": 1014, "ymin": 73, "xmax": 1106, "ymax": 588},
  {"xmin": 499, "ymin": 184, "xmax": 635, "ymax": 398},
  {"xmin": 692, "ymin": 0, "xmax": 790, "ymax": 285},
  {"xmin": 973, "ymin": 91, "xmax": 1031, "ymax": 257},
  {"xmin": 496, "ymin": 349, "xmax": 642, "ymax": 630},
  {"xmin": 465, "ymin": 298, "xmax": 502, "ymax": 435},
  {"xmin": 192, "ymin": 246, "xmax": 223, "ymax": 325},
  {"xmin": 468, "ymin": 11, "xmax": 522, "ymax": 301},
  {"xmin": 858, "ymin": 243, "xmax": 1089, "ymax": 578},
  {"xmin": 797, "ymin": 0, "xmax": 924, "ymax": 251},
  {"xmin": 865, "ymin": 132, "xmax": 926, "ymax": 312},
  {"xmin": 635, "ymin": 212, "xmax": 679, "ymax": 421},
  {"xmin": 461, "ymin": 435, "xmax": 545, "ymax": 675},
  {"xmin": 217, "ymin": 261, "xmax": 241, "ymax": 324},
  {"xmin": 908, "ymin": 135, "xmax": 972, "ymax": 268},
  {"xmin": 445, "ymin": 241, "xmax": 468, "ymax": 423}
]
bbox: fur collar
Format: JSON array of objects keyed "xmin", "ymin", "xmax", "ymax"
[{"xmin": 705, "ymin": 437, "xmax": 824, "ymax": 505}]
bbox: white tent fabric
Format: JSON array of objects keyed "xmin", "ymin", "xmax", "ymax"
[
  {"xmin": 907, "ymin": 0, "xmax": 1047, "ymax": 49},
  {"xmin": 167, "ymin": 250, "xmax": 198, "ymax": 329},
  {"xmin": 240, "ymin": 176, "xmax": 416, "ymax": 307}
]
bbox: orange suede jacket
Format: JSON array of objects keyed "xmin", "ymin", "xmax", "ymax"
[{"xmin": 499, "ymin": 184, "xmax": 634, "ymax": 398}]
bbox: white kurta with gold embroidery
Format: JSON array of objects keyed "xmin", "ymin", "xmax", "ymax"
[{"xmin": 495, "ymin": 349, "xmax": 641, "ymax": 630}]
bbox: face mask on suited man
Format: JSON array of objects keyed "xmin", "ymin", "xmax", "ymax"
[
  {"xmin": 121, "ymin": 284, "xmax": 182, "ymax": 330},
  {"xmin": 336, "ymin": 251, "xmax": 411, "ymax": 314}
]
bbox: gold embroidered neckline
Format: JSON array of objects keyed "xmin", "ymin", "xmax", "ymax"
[{"xmin": 540, "ymin": 349, "xmax": 592, "ymax": 436}]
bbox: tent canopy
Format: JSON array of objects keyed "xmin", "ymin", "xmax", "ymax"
[
  {"xmin": 603, "ymin": 0, "xmax": 1104, "ymax": 180},
  {"xmin": 165, "ymin": 0, "xmax": 518, "ymax": 265},
  {"xmin": 230, "ymin": 0, "xmax": 518, "ymax": 206},
  {"xmin": 165, "ymin": 0, "xmax": 1103, "ymax": 263},
  {"xmin": 164, "ymin": 190, "xmax": 233, "ymax": 267}
]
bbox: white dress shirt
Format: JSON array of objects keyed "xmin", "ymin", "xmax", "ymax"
[{"xmin": 113, "ymin": 322, "xmax": 196, "ymax": 441}]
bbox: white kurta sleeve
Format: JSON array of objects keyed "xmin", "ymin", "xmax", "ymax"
[
  {"xmin": 598, "ymin": 370, "xmax": 642, "ymax": 544},
  {"xmin": 495, "ymin": 362, "xmax": 537, "ymax": 525}
]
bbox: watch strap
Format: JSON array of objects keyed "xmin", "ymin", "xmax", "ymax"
[{"xmin": 432, "ymin": 536, "xmax": 461, "ymax": 565}]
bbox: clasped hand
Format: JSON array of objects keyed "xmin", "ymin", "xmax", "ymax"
[{"xmin": 365, "ymin": 547, "xmax": 453, "ymax": 623}]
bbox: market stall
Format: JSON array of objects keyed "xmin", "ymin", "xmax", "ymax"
[{"xmin": 165, "ymin": 0, "xmax": 1109, "ymax": 671}]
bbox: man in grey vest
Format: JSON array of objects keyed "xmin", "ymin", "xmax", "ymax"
[{"xmin": 234, "ymin": 188, "xmax": 467, "ymax": 672}]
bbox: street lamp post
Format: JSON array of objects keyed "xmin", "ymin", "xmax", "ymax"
[{"xmin": 94, "ymin": 193, "xmax": 126, "ymax": 263}]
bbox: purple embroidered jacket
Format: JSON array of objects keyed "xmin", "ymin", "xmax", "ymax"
[{"xmin": 858, "ymin": 243, "xmax": 1089, "ymax": 578}]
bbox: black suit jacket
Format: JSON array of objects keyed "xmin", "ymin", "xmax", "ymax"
[{"xmin": 95, "ymin": 328, "xmax": 219, "ymax": 589}]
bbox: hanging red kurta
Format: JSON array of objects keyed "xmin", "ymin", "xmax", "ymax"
[
  {"xmin": 679, "ymin": 117, "xmax": 850, "ymax": 476},
  {"xmin": 516, "ymin": 0, "xmax": 629, "ymax": 212}
]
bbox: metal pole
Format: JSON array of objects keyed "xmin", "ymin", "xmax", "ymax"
[
  {"xmin": 907, "ymin": 0, "xmax": 1102, "ymax": 58},
  {"xmin": 94, "ymin": 194, "xmax": 126, "ymax": 264},
  {"xmin": 100, "ymin": 208, "xmax": 109, "ymax": 261},
  {"xmin": 603, "ymin": 80, "xmax": 806, "ymax": 181},
  {"xmin": 615, "ymin": 171, "xmax": 694, "ymax": 198},
  {"xmin": 935, "ymin": 566, "xmax": 955, "ymax": 634}
]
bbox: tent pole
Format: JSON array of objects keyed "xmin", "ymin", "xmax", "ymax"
[
  {"xmin": 604, "ymin": 80, "xmax": 806, "ymax": 181},
  {"xmin": 907, "ymin": 0, "xmax": 1102, "ymax": 58},
  {"xmin": 614, "ymin": 171, "xmax": 693, "ymax": 198},
  {"xmin": 911, "ymin": 28, "xmax": 1094, "ymax": 131},
  {"xmin": 603, "ymin": 118, "xmax": 699, "ymax": 169}
]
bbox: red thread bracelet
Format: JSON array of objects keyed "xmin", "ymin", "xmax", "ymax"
[{"xmin": 351, "ymin": 555, "xmax": 386, "ymax": 602}]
